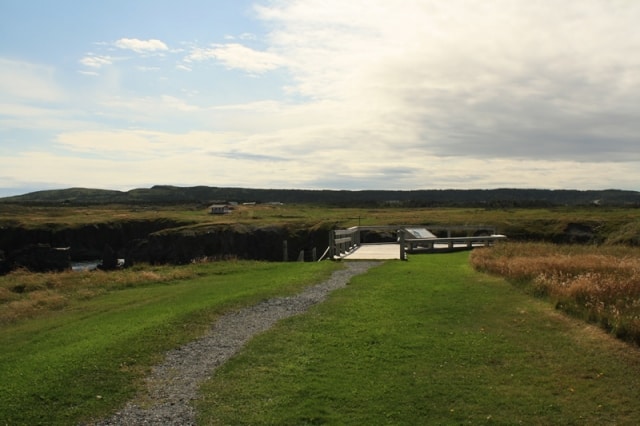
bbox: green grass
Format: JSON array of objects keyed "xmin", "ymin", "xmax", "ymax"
[
  {"xmin": 2, "ymin": 203, "xmax": 639, "ymax": 235},
  {"xmin": 470, "ymin": 242, "xmax": 640, "ymax": 345},
  {"xmin": 197, "ymin": 253, "xmax": 640, "ymax": 425},
  {"xmin": 0, "ymin": 261, "xmax": 340, "ymax": 425}
]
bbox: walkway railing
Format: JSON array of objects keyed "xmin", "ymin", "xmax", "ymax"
[
  {"xmin": 329, "ymin": 225, "xmax": 507, "ymax": 260},
  {"xmin": 400, "ymin": 232, "xmax": 507, "ymax": 259},
  {"xmin": 328, "ymin": 226, "xmax": 360, "ymax": 259}
]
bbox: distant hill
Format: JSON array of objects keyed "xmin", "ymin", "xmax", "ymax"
[{"xmin": 1, "ymin": 185, "xmax": 640, "ymax": 207}]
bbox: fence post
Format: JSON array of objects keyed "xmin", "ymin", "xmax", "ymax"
[
  {"xmin": 399, "ymin": 229, "xmax": 406, "ymax": 260},
  {"xmin": 283, "ymin": 240, "xmax": 288, "ymax": 262},
  {"xmin": 312, "ymin": 247, "xmax": 317, "ymax": 262},
  {"xmin": 328, "ymin": 231, "xmax": 335, "ymax": 259}
]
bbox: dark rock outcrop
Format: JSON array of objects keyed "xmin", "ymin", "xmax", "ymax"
[
  {"xmin": 128, "ymin": 223, "xmax": 332, "ymax": 265},
  {"xmin": 0, "ymin": 250, "xmax": 9, "ymax": 274},
  {"xmin": 97, "ymin": 244, "xmax": 119, "ymax": 270},
  {"xmin": 0, "ymin": 219, "xmax": 333, "ymax": 274},
  {"xmin": 9, "ymin": 244, "xmax": 71, "ymax": 272},
  {"xmin": 0, "ymin": 219, "xmax": 185, "ymax": 262},
  {"xmin": 555, "ymin": 223, "xmax": 599, "ymax": 244}
]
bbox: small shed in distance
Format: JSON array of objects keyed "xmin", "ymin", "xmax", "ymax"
[{"xmin": 209, "ymin": 204, "xmax": 233, "ymax": 215}]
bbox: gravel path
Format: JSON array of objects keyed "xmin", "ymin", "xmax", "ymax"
[{"xmin": 91, "ymin": 261, "xmax": 380, "ymax": 425}]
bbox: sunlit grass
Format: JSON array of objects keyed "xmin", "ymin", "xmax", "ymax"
[
  {"xmin": 471, "ymin": 242, "xmax": 640, "ymax": 344},
  {"xmin": 0, "ymin": 260, "xmax": 340, "ymax": 424},
  {"xmin": 197, "ymin": 253, "xmax": 640, "ymax": 424}
]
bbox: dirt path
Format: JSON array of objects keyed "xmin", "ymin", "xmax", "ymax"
[{"xmin": 91, "ymin": 261, "xmax": 380, "ymax": 425}]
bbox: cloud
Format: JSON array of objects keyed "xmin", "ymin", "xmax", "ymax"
[
  {"xmin": 255, "ymin": 0, "xmax": 640, "ymax": 165},
  {"xmin": 79, "ymin": 55, "xmax": 113, "ymax": 68},
  {"xmin": 212, "ymin": 150, "xmax": 287, "ymax": 162},
  {"xmin": 185, "ymin": 43, "xmax": 284, "ymax": 73},
  {"xmin": 5, "ymin": 1, "xmax": 640, "ymax": 194},
  {"xmin": 114, "ymin": 38, "xmax": 169, "ymax": 53}
]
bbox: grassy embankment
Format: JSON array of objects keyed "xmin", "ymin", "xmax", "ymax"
[
  {"xmin": 197, "ymin": 252, "xmax": 640, "ymax": 424},
  {"xmin": 471, "ymin": 242, "xmax": 640, "ymax": 345},
  {"xmin": 0, "ymin": 261, "xmax": 340, "ymax": 424},
  {"xmin": 2, "ymin": 203, "xmax": 639, "ymax": 241}
]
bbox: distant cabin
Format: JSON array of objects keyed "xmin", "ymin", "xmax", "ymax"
[{"xmin": 209, "ymin": 204, "xmax": 232, "ymax": 215}]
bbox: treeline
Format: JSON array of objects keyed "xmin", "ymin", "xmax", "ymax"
[{"xmin": 2, "ymin": 185, "xmax": 640, "ymax": 207}]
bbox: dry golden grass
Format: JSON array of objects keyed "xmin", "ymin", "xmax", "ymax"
[
  {"xmin": 0, "ymin": 265, "xmax": 198, "ymax": 324},
  {"xmin": 471, "ymin": 242, "xmax": 640, "ymax": 344}
]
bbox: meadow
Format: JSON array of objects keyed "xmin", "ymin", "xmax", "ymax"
[
  {"xmin": 2, "ymin": 251, "xmax": 640, "ymax": 423},
  {"xmin": 471, "ymin": 242, "xmax": 640, "ymax": 345},
  {"xmin": 196, "ymin": 253, "xmax": 640, "ymax": 424},
  {"xmin": 0, "ymin": 261, "xmax": 340, "ymax": 424},
  {"xmin": 2, "ymin": 204, "xmax": 640, "ymax": 423},
  {"xmin": 2, "ymin": 203, "xmax": 639, "ymax": 237}
]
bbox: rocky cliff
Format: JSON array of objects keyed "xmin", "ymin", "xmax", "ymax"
[{"xmin": 0, "ymin": 220, "xmax": 333, "ymax": 273}]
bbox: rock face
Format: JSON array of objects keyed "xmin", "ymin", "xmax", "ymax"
[
  {"xmin": 559, "ymin": 222, "xmax": 597, "ymax": 244},
  {"xmin": 0, "ymin": 250, "xmax": 11, "ymax": 274},
  {"xmin": 0, "ymin": 220, "xmax": 333, "ymax": 273},
  {"xmin": 128, "ymin": 224, "xmax": 332, "ymax": 265},
  {"xmin": 0, "ymin": 219, "xmax": 183, "ymax": 261},
  {"xmin": 9, "ymin": 244, "xmax": 71, "ymax": 272},
  {"xmin": 97, "ymin": 244, "xmax": 119, "ymax": 271}
]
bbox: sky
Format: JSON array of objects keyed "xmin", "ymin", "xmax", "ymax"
[{"xmin": 1, "ymin": 0, "xmax": 640, "ymax": 197}]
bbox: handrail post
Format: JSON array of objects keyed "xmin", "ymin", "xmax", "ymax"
[{"xmin": 328, "ymin": 230, "xmax": 335, "ymax": 259}]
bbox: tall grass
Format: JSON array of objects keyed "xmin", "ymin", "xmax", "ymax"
[
  {"xmin": 0, "ymin": 264, "xmax": 196, "ymax": 324},
  {"xmin": 471, "ymin": 242, "xmax": 640, "ymax": 344}
]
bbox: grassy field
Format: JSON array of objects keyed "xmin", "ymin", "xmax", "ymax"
[
  {"xmin": 2, "ymin": 203, "xmax": 639, "ymax": 237},
  {"xmin": 196, "ymin": 253, "xmax": 640, "ymax": 424},
  {"xmin": 3, "ymin": 203, "xmax": 640, "ymax": 423},
  {"xmin": 0, "ymin": 261, "xmax": 340, "ymax": 424},
  {"xmin": 471, "ymin": 242, "xmax": 640, "ymax": 345}
]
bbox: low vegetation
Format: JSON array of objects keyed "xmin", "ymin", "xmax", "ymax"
[
  {"xmin": 197, "ymin": 253, "xmax": 640, "ymax": 424},
  {"xmin": 2, "ymin": 203, "xmax": 640, "ymax": 244},
  {"xmin": 0, "ymin": 264, "xmax": 198, "ymax": 324},
  {"xmin": 3, "ymin": 200, "xmax": 640, "ymax": 423},
  {"xmin": 0, "ymin": 260, "xmax": 340, "ymax": 424},
  {"xmin": 471, "ymin": 242, "xmax": 640, "ymax": 344}
]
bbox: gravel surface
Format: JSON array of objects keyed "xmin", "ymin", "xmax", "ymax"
[{"xmin": 90, "ymin": 261, "xmax": 380, "ymax": 425}]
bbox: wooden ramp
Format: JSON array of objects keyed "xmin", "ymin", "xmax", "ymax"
[{"xmin": 342, "ymin": 243, "xmax": 402, "ymax": 260}]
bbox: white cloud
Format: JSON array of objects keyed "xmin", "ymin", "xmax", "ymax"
[
  {"xmin": 4, "ymin": 1, "xmax": 640, "ymax": 193},
  {"xmin": 114, "ymin": 38, "xmax": 169, "ymax": 53},
  {"xmin": 254, "ymin": 0, "xmax": 640, "ymax": 165},
  {"xmin": 185, "ymin": 43, "xmax": 284, "ymax": 73},
  {"xmin": 79, "ymin": 55, "xmax": 113, "ymax": 68}
]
